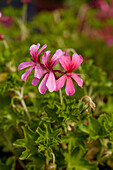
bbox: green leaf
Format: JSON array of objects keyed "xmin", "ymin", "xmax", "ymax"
[
  {"xmin": 98, "ymin": 113, "xmax": 113, "ymax": 137},
  {"xmin": 62, "ymin": 130, "xmax": 88, "ymax": 151},
  {"xmin": 13, "ymin": 139, "xmax": 25, "ymax": 147},
  {"xmin": 36, "ymin": 123, "xmax": 61, "ymax": 157},
  {"xmin": 88, "ymin": 116, "xmax": 107, "ymax": 139},
  {"xmin": 19, "ymin": 150, "xmax": 31, "ymax": 160},
  {"xmin": 79, "ymin": 116, "xmax": 107, "ymax": 141},
  {"xmin": 26, "ymin": 154, "xmax": 45, "ymax": 169},
  {"xmin": 102, "ymin": 97, "xmax": 113, "ymax": 114},
  {"xmin": 65, "ymin": 147, "xmax": 98, "ymax": 170},
  {"xmin": 0, "ymin": 156, "xmax": 16, "ymax": 170},
  {"xmin": 13, "ymin": 125, "xmax": 38, "ymax": 160}
]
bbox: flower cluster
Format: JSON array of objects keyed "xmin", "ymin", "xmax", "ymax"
[{"xmin": 18, "ymin": 43, "xmax": 83, "ymax": 95}]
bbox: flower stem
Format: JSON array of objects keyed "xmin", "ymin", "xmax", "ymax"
[
  {"xmin": 3, "ymin": 39, "xmax": 9, "ymax": 49},
  {"xmin": 59, "ymin": 89, "xmax": 63, "ymax": 104},
  {"xmin": 21, "ymin": 98, "xmax": 31, "ymax": 120},
  {"xmin": 45, "ymin": 152, "xmax": 49, "ymax": 166},
  {"xmin": 52, "ymin": 152, "xmax": 55, "ymax": 164},
  {"xmin": 22, "ymin": 3, "xmax": 27, "ymax": 23},
  {"xmin": 15, "ymin": 88, "xmax": 31, "ymax": 120}
]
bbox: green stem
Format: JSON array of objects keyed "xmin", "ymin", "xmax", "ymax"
[
  {"xmin": 4, "ymin": 134, "xmax": 25, "ymax": 169},
  {"xmin": 84, "ymin": 86, "xmax": 87, "ymax": 95},
  {"xmin": 21, "ymin": 98, "xmax": 31, "ymax": 120},
  {"xmin": 52, "ymin": 152, "xmax": 55, "ymax": 164},
  {"xmin": 15, "ymin": 88, "xmax": 31, "ymax": 120},
  {"xmin": 45, "ymin": 152, "xmax": 49, "ymax": 166},
  {"xmin": 89, "ymin": 86, "xmax": 93, "ymax": 97},
  {"xmin": 22, "ymin": 3, "xmax": 27, "ymax": 23},
  {"xmin": 80, "ymin": 95, "xmax": 92, "ymax": 103},
  {"xmin": 59, "ymin": 89, "xmax": 63, "ymax": 104},
  {"xmin": 3, "ymin": 39, "xmax": 9, "ymax": 49}
]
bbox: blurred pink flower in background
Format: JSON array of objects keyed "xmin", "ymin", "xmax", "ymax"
[
  {"xmin": 98, "ymin": 26, "xmax": 113, "ymax": 46},
  {"xmin": 56, "ymin": 53, "xmax": 83, "ymax": 95},
  {"xmin": 98, "ymin": 0, "xmax": 109, "ymax": 11},
  {"xmin": 91, "ymin": 0, "xmax": 113, "ymax": 20},
  {"xmin": 22, "ymin": 0, "xmax": 31, "ymax": 3},
  {"xmin": 89, "ymin": 0, "xmax": 113, "ymax": 19},
  {"xmin": 0, "ymin": 33, "xmax": 4, "ymax": 40},
  {"xmin": 0, "ymin": 12, "xmax": 13, "ymax": 28}
]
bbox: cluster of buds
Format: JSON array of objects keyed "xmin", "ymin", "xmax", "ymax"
[{"xmin": 18, "ymin": 43, "xmax": 83, "ymax": 95}]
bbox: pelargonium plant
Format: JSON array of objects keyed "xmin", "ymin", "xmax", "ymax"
[{"xmin": 18, "ymin": 43, "xmax": 83, "ymax": 95}]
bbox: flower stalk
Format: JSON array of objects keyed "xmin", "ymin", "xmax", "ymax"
[{"xmin": 11, "ymin": 88, "xmax": 31, "ymax": 120}]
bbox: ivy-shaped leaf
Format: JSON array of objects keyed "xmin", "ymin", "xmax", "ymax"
[
  {"xmin": 13, "ymin": 125, "xmax": 38, "ymax": 160},
  {"xmin": 79, "ymin": 116, "xmax": 107, "ymax": 142},
  {"xmin": 62, "ymin": 130, "xmax": 89, "ymax": 151},
  {"xmin": 36, "ymin": 123, "xmax": 61, "ymax": 157},
  {"xmin": 98, "ymin": 113, "xmax": 113, "ymax": 139}
]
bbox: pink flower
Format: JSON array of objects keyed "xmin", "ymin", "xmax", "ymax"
[
  {"xmin": 39, "ymin": 49, "xmax": 64, "ymax": 94},
  {"xmin": 22, "ymin": 0, "xmax": 31, "ymax": 3},
  {"xmin": 0, "ymin": 33, "xmax": 4, "ymax": 40},
  {"xmin": 18, "ymin": 43, "xmax": 47, "ymax": 83},
  {"xmin": 0, "ymin": 12, "xmax": 13, "ymax": 28},
  {"xmin": 0, "ymin": 12, "xmax": 2, "ymax": 18},
  {"xmin": 99, "ymin": 0, "xmax": 109, "ymax": 11},
  {"xmin": 56, "ymin": 53, "xmax": 83, "ymax": 96}
]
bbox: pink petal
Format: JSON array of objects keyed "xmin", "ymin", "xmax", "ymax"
[
  {"xmin": 0, "ymin": 12, "xmax": 2, "ymax": 18},
  {"xmin": 70, "ymin": 73, "xmax": 83, "ymax": 88},
  {"xmin": 32, "ymin": 78, "xmax": 39, "ymax": 86},
  {"xmin": 30, "ymin": 44, "xmax": 40, "ymax": 57},
  {"xmin": 59, "ymin": 54, "xmax": 71, "ymax": 71},
  {"xmin": 50, "ymin": 49, "xmax": 64, "ymax": 68},
  {"xmin": 42, "ymin": 51, "xmax": 51, "ymax": 67},
  {"xmin": 46, "ymin": 72, "xmax": 56, "ymax": 92},
  {"xmin": 38, "ymin": 73, "xmax": 49, "ymax": 94},
  {"xmin": 37, "ymin": 44, "xmax": 47, "ymax": 55},
  {"xmin": 71, "ymin": 53, "xmax": 83, "ymax": 71},
  {"xmin": 22, "ymin": 0, "xmax": 31, "ymax": 3},
  {"xmin": 34, "ymin": 65, "xmax": 43, "ymax": 79},
  {"xmin": 56, "ymin": 75, "xmax": 67, "ymax": 91},
  {"xmin": 0, "ymin": 16, "xmax": 13, "ymax": 27},
  {"xmin": 99, "ymin": 0, "xmax": 109, "ymax": 11},
  {"xmin": 18, "ymin": 62, "xmax": 35, "ymax": 70},
  {"xmin": 65, "ymin": 77, "xmax": 75, "ymax": 96},
  {"xmin": 21, "ymin": 66, "xmax": 34, "ymax": 82}
]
